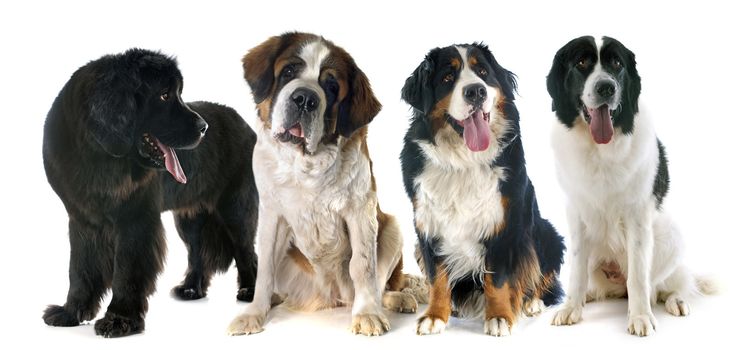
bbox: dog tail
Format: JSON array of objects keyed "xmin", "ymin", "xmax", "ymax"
[{"xmin": 696, "ymin": 275, "xmax": 721, "ymax": 295}]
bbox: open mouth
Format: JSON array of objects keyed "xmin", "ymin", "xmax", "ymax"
[
  {"xmin": 448, "ymin": 109, "xmax": 491, "ymax": 152},
  {"xmin": 582, "ymin": 104, "xmax": 614, "ymax": 145},
  {"xmin": 139, "ymin": 133, "xmax": 187, "ymax": 184},
  {"xmin": 276, "ymin": 122, "xmax": 306, "ymax": 146}
]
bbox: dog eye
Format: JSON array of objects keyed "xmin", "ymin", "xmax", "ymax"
[
  {"xmin": 612, "ymin": 58, "xmax": 622, "ymax": 69},
  {"xmin": 478, "ymin": 68, "xmax": 488, "ymax": 76},
  {"xmin": 443, "ymin": 73, "xmax": 454, "ymax": 83},
  {"xmin": 576, "ymin": 59, "xmax": 587, "ymax": 69},
  {"xmin": 282, "ymin": 66, "xmax": 296, "ymax": 80},
  {"xmin": 160, "ymin": 92, "xmax": 169, "ymax": 101}
]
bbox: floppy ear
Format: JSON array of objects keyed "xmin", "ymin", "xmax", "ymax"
[
  {"xmin": 336, "ymin": 67, "xmax": 382, "ymax": 138},
  {"xmin": 546, "ymin": 49, "xmax": 578, "ymax": 128},
  {"xmin": 618, "ymin": 48, "xmax": 641, "ymax": 134},
  {"xmin": 87, "ymin": 70, "xmax": 139, "ymax": 157},
  {"xmin": 242, "ymin": 35, "xmax": 283, "ymax": 104},
  {"xmin": 401, "ymin": 54, "xmax": 434, "ymax": 114}
]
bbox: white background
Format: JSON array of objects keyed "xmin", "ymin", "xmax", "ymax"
[{"xmin": 1, "ymin": 0, "xmax": 734, "ymax": 349}]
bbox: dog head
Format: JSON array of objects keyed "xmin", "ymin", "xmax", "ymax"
[
  {"xmin": 547, "ymin": 36, "xmax": 641, "ymax": 144},
  {"xmin": 401, "ymin": 43, "xmax": 517, "ymax": 152},
  {"xmin": 86, "ymin": 48, "xmax": 207, "ymax": 183},
  {"xmin": 242, "ymin": 32, "xmax": 381, "ymax": 155}
]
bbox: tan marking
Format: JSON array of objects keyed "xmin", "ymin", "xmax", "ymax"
[
  {"xmin": 429, "ymin": 94, "xmax": 452, "ymax": 135},
  {"xmin": 422, "ymin": 264, "xmax": 452, "ymax": 322},
  {"xmin": 450, "ymin": 58, "xmax": 461, "ymax": 70},
  {"xmin": 469, "ymin": 55, "xmax": 478, "ymax": 67},
  {"xmin": 483, "ymin": 276, "xmax": 519, "ymax": 326},
  {"xmin": 286, "ymin": 245, "xmax": 315, "ymax": 275}
]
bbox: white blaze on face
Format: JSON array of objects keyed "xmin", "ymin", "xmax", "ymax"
[
  {"xmin": 271, "ymin": 40, "xmax": 329, "ymax": 154},
  {"xmin": 446, "ymin": 46, "xmax": 497, "ymax": 122},
  {"xmin": 582, "ymin": 37, "xmax": 621, "ymax": 110}
]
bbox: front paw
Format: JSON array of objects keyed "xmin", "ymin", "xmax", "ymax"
[
  {"xmin": 228, "ymin": 313, "xmax": 265, "ymax": 336},
  {"xmin": 382, "ymin": 291, "xmax": 418, "ymax": 313},
  {"xmin": 236, "ymin": 287, "xmax": 255, "ymax": 302},
  {"xmin": 171, "ymin": 283, "xmax": 206, "ymax": 301},
  {"xmin": 351, "ymin": 313, "xmax": 390, "ymax": 336},
  {"xmin": 43, "ymin": 305, "xmax": 80, "ymax": 327},
  {"xmin": 523, "ymin": 298, "xmax": 545, "ymax": 317},
  {"xmin": 628, "ymin": 313, "xmax": 657, "ymax": 337},
  {"xmin": 551, "ymin": 304, "xmax": 583, "ymax": 326},
  {"xmin": 94, "ymin": 312, "xmax": 143, "ymax": 338},
  {"xmin": 484, "ymin": 317, "xmax": 511, "ymax": 337},
  {"xmin": 416, "ymin": 315, "xmax": 446, "ymax": 335}
]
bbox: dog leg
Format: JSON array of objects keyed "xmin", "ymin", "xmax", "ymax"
[
  {"xmin": 44, "ymin": 218, "xmax": 112, "ymax": 327},
  {"xmin": 218, "ymin": 190, "xmax": 259, "ymax": 302},
  {"xmin": 416, "ymin": 264, "xmax": 452, "ymax": 335},
  {"xmin": 345, "ymin": 206, "xmax": 390, "ymax": 336},
  {"xmin": 95, "ymin": 211, "xmax": 165, "ymax": 338},
  {"xmin": 552, "ymin": 213, "xmax": 590, "ymax": 326},
  {"xmin": 625, "ymin": 215, "xmax": 657, "ymax": 337},
  {"xmin": 228, "ymin": 210, "xmax": 286, "ymax": 336},
  {"xmin": 171, "ymin": 212, "xmax": 213, "ymax": 301},
  {"xmin": 483, "ymin": 275, "xmax": 520, "ymax": 337}
]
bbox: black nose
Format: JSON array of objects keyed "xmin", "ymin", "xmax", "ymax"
[
  {"xmin": 463, "ymin": 83, "xmax": 487, "ymax": 105},
  {"xmin": 291, "ymin": 88, "xmax": 319, "ymax": 112},
  {"xmin": 196, "ymin": 118, "xmax": 208, "ymax": 136},
  {"xmin": 596, "ymin": 80, "xmax": 616, "ymax": 99}
]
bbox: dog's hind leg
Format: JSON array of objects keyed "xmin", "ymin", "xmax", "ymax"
[{"xmin": 43, "ymin": 217, "xmax": 113, "ymax": 327}]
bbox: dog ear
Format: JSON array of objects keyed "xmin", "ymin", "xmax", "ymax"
[
  {"xmin": 618, "ymin": 46, "xmax": 641, "ymax": 134},
  {"xmin": 475, "ymin": 44, "xmax": 518, "ymax": 101},
  {"xmin": 87, "ymin": 70, "xmax": 139, "ymax": 157},
  {"xmin": 242, "ymin": 35, "xmax": 284, "ymax": 104},
  {"xmin": 546, "ymin": 47, "xmax": 579, "ymax": 128},
  {"xmin": 401, "ymin": 53, "xmax": 435, "ymax": 114},
  {"xmin": 336, "ymin": 66, "xmax": 382, "ymax": 138}
]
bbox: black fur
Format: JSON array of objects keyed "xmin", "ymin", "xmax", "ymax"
[
  {"xmin": 42, "ymin": 49, "xmax": 258, "ymax": 337},
  {"xmin": 653, "ymin": 139, "xmax": 670, "ymax": 209},
  {"xmin": 546, "ymin": 36, "xmax": 641, "ymax": 135},
  {"xmin": 401, "ymin": 44, "xmax": 565, "ymax": 311}
]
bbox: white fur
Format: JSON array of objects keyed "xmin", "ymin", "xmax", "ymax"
[
  {"xmin": 228, "ymin": 98, "xmax": 408, "ymax": 336},
  {"xmin": 550, "ymin": 94, "xmax": 698, "ymax": 336}
]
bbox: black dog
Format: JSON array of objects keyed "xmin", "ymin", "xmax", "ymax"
[
  {"xmin": 400, "ymin": 44, "xmax": 565, "ymax": 336},
  {"xmin": 42, "ymin": 49, "xmax": 258, "ymax": 337}
]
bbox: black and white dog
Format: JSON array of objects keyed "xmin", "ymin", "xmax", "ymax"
[
  {"xmin": 547, "ymin": 36, "xmax": 715, "ymax": 336},
  {"xmin": 401, "ymin": 44, "xmax": 565, "ymax": 336}
]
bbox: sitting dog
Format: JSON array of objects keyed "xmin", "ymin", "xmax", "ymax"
[
  {"xmin": 546, "ymin": 36, "xmax": 716, "ymax": 336},
  {"xmin": 227, "ymin": 32, "xmax": 424, "ymax": 337},
  {"xmin": 400, "ymin": 43, "xmax": 565, "ymax": 336},
  {"xmin": 42, "ymin": 49, "xmax": 258, "ymax": 337}
]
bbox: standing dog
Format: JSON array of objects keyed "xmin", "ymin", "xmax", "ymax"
[
  {"xmin": 547, "ymin": 36, "xmax": 716, "ymax": 336},
  {"xmin": 227, "ymin": 32, "xmax": 423, "ymax": 337},
  {"xmin": 42, "ymin": 49, "xmax": 258, "ymax": 337},
  {"xmin": 400, "ymin": 43, "xmax": 565, "ymax": 336}
]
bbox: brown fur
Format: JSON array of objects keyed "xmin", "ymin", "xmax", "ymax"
[
  {"xmin": 422, "ymin": 264, "xmax": 452, "ymax": 322},
  {"xmin": 483, "ymin": 275, "xmax": 520, "ymax": 326}
]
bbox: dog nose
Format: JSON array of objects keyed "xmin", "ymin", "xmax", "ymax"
[
  {"xmin": 196, "ymin": 119, "xmax": 208, "ymax": 136},
  {"xmin": 463, "ymin": 83, "xmax": 487, "ymax": 105},
  {"xmin": 596, "ymin": 80, "xmax": 616, "ymax": 99},
  {"xmin": 291, "ymin": 88, "xmax": 319, "ymax": 112}
]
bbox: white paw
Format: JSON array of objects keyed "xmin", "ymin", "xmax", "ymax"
[
  {"xmin": 484, "ymin": 317, "xmax": 511, "ymax": 337},
  {"xmin": 382, "ymin": 291, "xmax": 418, "ymax": 313},
  {"xmin": 665, "ymin": 297, "xmax": 690, "ymax": 317},
  {"xmin": 627, "ymin": 313, "xmax": 657, "ymax": 337},
  {"xmin": 551, "ymin": 304, "xmax": 583, "ymax": 326},
  {"xmin": 416, "ymin": 316, "xmax": 446, "ymax": 335},
  {"xmin": 351, "ymin": 313, "xmax": 390, "ymax": 336},
  {"xmin": 227, "ymin": 313, "xmax": 265, "ymax": 336},
  {"xmin": 523, "ymin": 298, "xmax": 545, "ymax": 317}
]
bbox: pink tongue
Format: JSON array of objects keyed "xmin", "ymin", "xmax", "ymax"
[
  {"xmin": 588, "ymin": 106, "xmax": 614, "ymax": 144},
  {"xmin": 155, "ymin": 138, "xmax": 187, "ymax": 184},
  {"xmin": 288, "ymin": 123, "xmax": 304, "ymax": 138},
  {"xmin": 462, "ymin": 110, "xmax": 490, "ymax": 152}
]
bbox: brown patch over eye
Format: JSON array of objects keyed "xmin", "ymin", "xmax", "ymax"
[
  {"xmin": 469, "ymin": 55, "xmax": 478, "ymax": 66},
  {"xmin": 450, "ymin": 58, "xmax": 461, "ymax": 70},
  {"xmin": 443, "ymin": 74, "xmax": 454, "ymax": 83},
  {"xmin": 160, "ymin": 92, "xmax": 169, "ymax": 101}
]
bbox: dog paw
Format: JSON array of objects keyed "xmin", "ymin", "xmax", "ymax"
[
  {"xmin": 236, "ymin": 287, "xmax": 255, "ymax": 302},
  {"xmin": 665, "ymin": 296, "xmax": 690, "ymax": 317},
  {"xmin": 383, "ymin": 291, "xmax": 418, "ymax": 313},
  {"xmin": 171, "ymin": 284, "xmax": 206, "ymax": 301},
  {"xmin": 523, "ymin": 298, "xmax": 545, "ymax": 317},
  {"xmin": 551, "ymin": 304, "xmax": 583, "ymax": 326},
  {"xmin": 228, "ymin": 313, "xmax": 265, "ymax": 336},
  {"xmin": 402, "ymin": 274, "xmax": 429, "ymax": 304},
  {"xmin": 627, "ymin": 313, "xmax": 657, "ymax": 337},
  {"xmin": 416, "ymin": 315, "xmax": 446, "ymax": 335},
  {"xmin": 484, "ymin": 317, "xmax": 511, "ymax": 337},
  {"xmin": 94, "ymin": 312, "xmax": 143, "ymax": 338},
  {"xmin": 42, "ymin": 305, "xmax": 80, "ymax": 327},
  {"xmin": 351, "ymin": 313, "xmax": 390, "ymax": 336}
]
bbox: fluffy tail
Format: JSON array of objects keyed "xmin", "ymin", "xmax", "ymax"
[{"xmin": 696, "ymin": 275, "xmax": 721, "ymax": 295}]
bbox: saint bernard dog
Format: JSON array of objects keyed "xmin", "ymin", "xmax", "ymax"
[
  {"xmin": 400, "ymin": 43, "xmax": 565, "ymax": 336},
  {"xmin": 227, "ymin": 32, "xmax": 425, "ymax": 337},
  {"xmin": 547, "ymin": 36, "xmax": 717, "ymax": 336}
]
